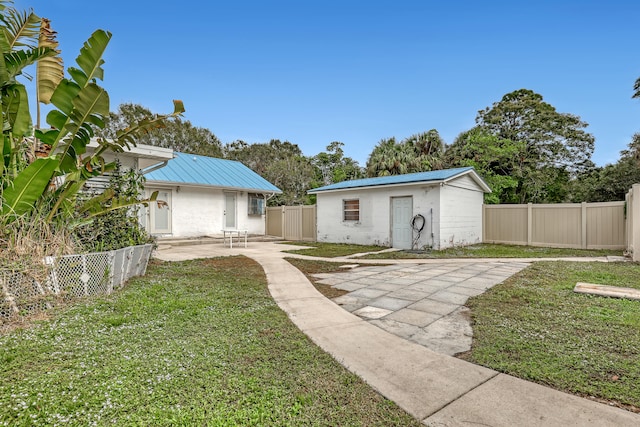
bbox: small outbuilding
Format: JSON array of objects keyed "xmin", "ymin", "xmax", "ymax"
[
  {"xmin": 307, "ymin": 167, "xmax": 491, "ymax": 250},
  {"xmin": 144, "ymin": 152, "xmax": 282, "ymax": 237}
]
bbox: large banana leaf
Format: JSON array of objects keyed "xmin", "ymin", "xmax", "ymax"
[
  {"xmin": 70, "ymin": 29, "xmax": 110, "ymax": 87},
  {"xmin": 1, "ymin": 157, "xmax": 57, "ymax": 217},
  {"xmin": 1, "ymin": 82, "xmax": 30, "ymax": 138},
  {"xmin": 42, "ymin": 30, "xmax": 111, "ymax": 156},
  {"xmin": 36, "ymin": 18, "xmax": 63, "ymax": 105}
]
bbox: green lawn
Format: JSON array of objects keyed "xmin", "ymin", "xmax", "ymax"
[
  {"xmin": 0, "ymin": 257, "xmax": 420, "ymax": 426},
  {"xmin": 282, "ymin": 242, "xmax": 623, "ymax": 259},
  {"xmin": 461, "ymin": 261, "xmax": 640, "ymax": 412},
  {"xmin": 282, "ymin": 241, "xmax": 388, "ymax": 257},
  {"xmin": 362, "ymin": 243, "xmax": 622, "ymax": 259}
]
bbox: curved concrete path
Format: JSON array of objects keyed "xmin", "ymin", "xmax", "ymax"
[{"xmin": 155, "ymin": 242, "xmax": 640, "ymax": 426}]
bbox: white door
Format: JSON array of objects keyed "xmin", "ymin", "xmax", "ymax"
[
  {"xmin": 224, "ymin": 192, "xmax": 237, "ymax": 229},
  {"xmin": 391, "ymin": 196, "xmax": 413, "ymax": 249},
  {"xmin": 150, "ymin": 189, "xmax": 171, "ymax": 234}
]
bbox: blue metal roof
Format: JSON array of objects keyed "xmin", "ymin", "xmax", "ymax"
[
  {"xmin": 145, "ymin": 152, "xmax": 282, "ymax": 193},
  {"xmin": 308, "ymin": 167, "xmax": 484, "ymax": 193}
]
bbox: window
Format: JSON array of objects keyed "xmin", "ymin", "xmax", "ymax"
[
  {"xmin": 248, "ymin": 193, "xmax": 265, "ymax": 216},
  {"xmin": 343, "ymin": 199, "xmax": 359, "ymax": 221}
]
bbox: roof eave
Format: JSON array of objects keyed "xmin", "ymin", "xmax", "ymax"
[
  {"xmin": 308, "ymin": 180, "xmax": 442, "ymax": 194},
  {"xmin": 146, "ymin": 180, "xmax": 282, "ymax": 194},
  {"xmin": 442, "ymin": 169, "xmax": 492, "ymax": 193}
]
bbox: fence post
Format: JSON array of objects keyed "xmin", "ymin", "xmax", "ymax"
[
  {"xmin": 281, "ymin": 206, "xmax": 285, "ymax": 239},
  {"xmin": 632, "ymin": 184, "xmax": 640, "ymax": 261},
  {"xmin": 581, "ymin": 202, "xmax": 588, "ymax": 249},
  {"xmin": 482, "ymin": 204, "xmax": 486, "ymax": 242},
  {"xmin": 527, "ymin": 203, "xmax": 533, "ymax": 246}
]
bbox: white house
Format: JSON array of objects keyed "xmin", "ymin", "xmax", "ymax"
[
  {"xmin": 143, "ymin": 152, "xmax": 281, "ymax": 237},
  {"xmin": 307, "ymin": 167, "xmax": 491, "ymax": 250}
]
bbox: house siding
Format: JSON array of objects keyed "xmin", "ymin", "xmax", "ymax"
[
  {"xmin": 145, "ymin": 185, "xmax": 266, "ymax": 237},
  {"xmin": 316, "ymin": 184, "xmax": 440, "ymax": 248},
  {"xmin": 438, "ymin": 178, "xmax": 484, "ymax": 249}
]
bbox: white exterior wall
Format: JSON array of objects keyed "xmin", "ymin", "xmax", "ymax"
[
  {"xmin": 316, "ymin": 184, "xmax": 440, "ymax": 248},
  {"xmin": 437, "ymin": 175, "xmax": 484, "ymax": 249},
  {"xmin": 146, "ymin": 185, "xmax": 266, "ymax": 237}
]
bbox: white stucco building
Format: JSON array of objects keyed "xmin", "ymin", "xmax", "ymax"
[
  {"xmin": 307, "ymin": 167, "xmax": 491, "ymax": 250},
  {"xmin": 143, "ymin": 152, "xmax": 282, "ymax": 237},
  {"xmin": 85, "ymin": 143, "xmax": 281, "ymax": 238}
]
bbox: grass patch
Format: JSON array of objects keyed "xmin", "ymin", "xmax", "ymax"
[
  {"xmin": 281, "ymin": 241, "xmax": 388, "ymax": 257},
  {"xmin": 285, "ymin": 258, "xmax": 359, "ymax": 299},
  {"xmin": 462, "ymin": 261, "xmax": 640, "ymax": 412},
  {"xmin": 0, "ymin": 257, "xmax": 420, "ymax": 426},
  {"xmin": 363, "ymin": 244, "xmax": 622, "ymax": 259}
]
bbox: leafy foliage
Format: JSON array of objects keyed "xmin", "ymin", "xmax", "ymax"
[
  {"xmin": 570, "ymin": 133, "xmax": 640, "ymax": 202},
  {"xmin": 0, "ymin": 2, "xmax": 182, "ymax": 261},
  {"xmin": 311, "ymin": 141, "xmax": 363, "ymax": 186},
  {"xmin": 74, "ymin": 163, "xmax": 152, "ymax": 252},
  {"xmin": 101, "ymin": 103, "xmax": 223, "ymax": 158},
  {"xmin": 444, "ymin": 127, "xmax": 520, "ymax": 204},
  {"xmin": 225, "ymin": 139, "xmax": 315, "ymax": 205},
  {"xmin": 446, "ymin": 89, "xmax": 595, "ymax": 203},
  {"xmin": 365, "ymin": 129, "xmax": 444, "ymax": 177}
]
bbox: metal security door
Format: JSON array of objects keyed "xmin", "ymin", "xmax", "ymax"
[
  {"xmin": 224, "ymin": 192, "xmax": 237, "ymax": 229},
  {"xmin": 391, "ymin": 196, "xmax": 413, "ymax": 249}
]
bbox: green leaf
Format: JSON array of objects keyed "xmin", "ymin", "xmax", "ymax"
[
  {"xmin": 2, "ymin": 83, "xmax": 31, "ymax": 137},
  {"xmin": 2, "ymin": 6, "xmax": 40, "ymax": 50},
  {"xmin": 1, "ymin": 157, "xmax": 57, "ymax": 217},
  {"xmin": 72, "ymin": 29, "xmax": 111, "ymax": 86}
]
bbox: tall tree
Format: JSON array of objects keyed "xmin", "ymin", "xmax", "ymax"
[
  {"xmin": 444, "ymin": 127, "xmax": 520, "ymax": 203},
  {"xmin": 472, "ymin": 89, "xmax": 595, "ymax": 203},
  {"xmin": 365, "ymin": 129, "xmax": 445, "ymax": 177},
  {"xmin": 225, "ymin": 139, "xmax": 315, "ymax": 205},
  {"xmin": 570, "ymin": 133, "xmax": 640, "ymax": 202},
  {"xmin": 101, "ymin": 103, "xmax": 223, "ymax": 158},
  {"xmin": 312, "ymin": 141, "xmax": 363, "ymax": 186}
]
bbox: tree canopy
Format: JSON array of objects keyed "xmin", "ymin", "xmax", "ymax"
[
  {"xmin": 225, "ymin": 139, "xmax": 315, "ymax": 205},
  {"xmin": 311, "ymin": 141, "xmax": 363, "ymax": 186},
  {"xmin": 365, "ymin": 129, "xmax": 444, "ymax": 177},
  {"xmin": 102, "ymin": 103, "xmax": 223, "ymax": 158},
  {"xmin": 447, "ymin": 89, "xmax": 595, "ymax": 203},
  {"xmin": 570, "ymin": 133, "xmax": 640, "ymax": 202}
]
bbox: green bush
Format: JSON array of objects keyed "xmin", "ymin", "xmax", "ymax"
[{"xmin": 74, "ymin": 163, "xmax": 154, "ymax": 252}]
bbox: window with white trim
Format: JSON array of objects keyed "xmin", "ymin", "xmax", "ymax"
[
  {"xmin": 343, "ymin": 199, "xmax": 360, "ymax": 221},
  {"xmin": 248, "ymin": 193, "xmax": 265, "ymax": 216}
]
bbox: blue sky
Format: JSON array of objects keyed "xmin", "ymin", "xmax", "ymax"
[{"xmin": 14, "ymin": 0, "xmax": 640, "ymax": 166}]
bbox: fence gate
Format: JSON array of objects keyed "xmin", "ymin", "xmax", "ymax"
[{"xmin": 266, "ymin": 205, "xmax": 316, "ymax": 241}]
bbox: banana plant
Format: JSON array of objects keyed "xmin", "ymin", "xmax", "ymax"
[{"xmin": 0, "ymin": 2, "xmax": 184, "ymax": 226}]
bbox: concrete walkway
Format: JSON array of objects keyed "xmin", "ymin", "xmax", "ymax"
[{"xmin": 154, "ymin": 242, "xmax": 640, "ymax": 426}]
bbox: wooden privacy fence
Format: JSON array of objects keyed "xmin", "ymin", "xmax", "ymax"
[
  {"xmin": 266, "ymin": 205, "xmax": 317, "ymax": 241},
  {"xmin": 483, "ymin": 201, "xmax": 626, "ymax": 250}
]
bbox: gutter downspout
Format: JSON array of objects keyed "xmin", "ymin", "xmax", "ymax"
[{"xmin": 140, "ymin": 160, "xmax": 169, "ymax": 175}]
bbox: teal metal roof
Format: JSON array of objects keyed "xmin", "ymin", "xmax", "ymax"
[
  {"xmin": 145, "ymin": 152, "xmax": 282, "ymax": 193},
  {"xmin": 308, "ymin": 167, "xmax": 488, "ymax": 193}
]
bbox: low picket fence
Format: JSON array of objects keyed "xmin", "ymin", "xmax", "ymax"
[{"xmin": 0, "ymin": 244, "xmax": 154, "ymax": 324}]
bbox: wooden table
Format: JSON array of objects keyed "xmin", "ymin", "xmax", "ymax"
[{"xmin": 221, "ymin": 229, "xmax": 248, "ymax": 248}]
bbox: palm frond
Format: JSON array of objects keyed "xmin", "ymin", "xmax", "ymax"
[{"xmin": 2, "ymin": 4, "xmax": 40, "ymax": 50}]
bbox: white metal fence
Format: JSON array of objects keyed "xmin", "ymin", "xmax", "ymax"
[{"xmin": 1, "ymin": 244, "xmax": 153, "ymax": 323}]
